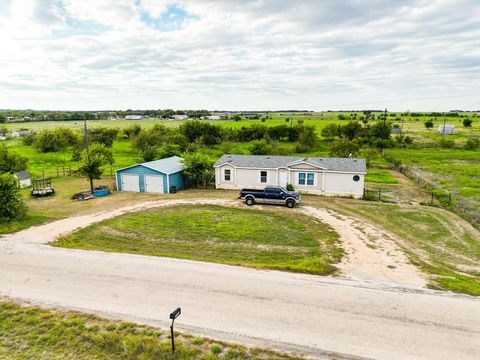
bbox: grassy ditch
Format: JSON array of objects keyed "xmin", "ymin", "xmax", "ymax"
[
  {"xmin": 316, "ymin": 197, "xmax": 480, "ymax": 295},
  {"xmin": 54, "ymin": 204, "xmax": 342, "ymax": 275},
  {"xmin": 0, "ymin": 301, "xmax": 301, "ymax": 360}
]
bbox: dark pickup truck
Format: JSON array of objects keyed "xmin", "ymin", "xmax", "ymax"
[{"xmin": 239, "ymin": 187, "xmax": 301, "ymax": 208}]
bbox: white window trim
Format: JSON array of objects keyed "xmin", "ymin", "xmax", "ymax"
[
  {"xmin": 297, "ymin": 172, "xmax": 316, "ymax": 187},
  {"xmin": 259, "ymin": 170, "xmax": 268, "ymax": 184},
  {"xmin": 224, "ymin": 169, "xmax": 232, "ymax": 182}
]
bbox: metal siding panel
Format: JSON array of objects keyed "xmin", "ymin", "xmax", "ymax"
[
  {"xmin": 168, "ymin": 171, "xmax": 184, "ymax": 192},
  {"xmin": 116, "ymin": 165, "xmax": 166, "ymax": 193}
]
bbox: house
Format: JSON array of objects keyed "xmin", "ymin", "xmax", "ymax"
[
  {"xmin": 116, "ymin": 156, "xmax": 186, "ymax": 194},
  {"xmin": 14, "ymin": 171, "xmax": 31, "ymax": 188},
  {"xmin": 207, "ymin": 115, "xmax": 221, "ymax": 120},
  {"xmin": 172, "ymin": 115, "xmax": 188, "ymax": 120},
  {"xmin": 0, "ymin": 135, "xmax": 6, "ymax": 141},
  {"xmin": 10, "ymin": 129, "xmax": 31, "ymax": 138},
  {"xmin": 213, "ymin": 154, "xmax": 367, "ymax": 198},
  {"xmin": 125, "ymin": 115, "xmax": 145, "ymax": 120},
  {"xmin": 438, "ymin": 125, "xmax": 455, "ymax": 134}
]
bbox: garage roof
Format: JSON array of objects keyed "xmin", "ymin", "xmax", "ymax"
[{"xmin": 116, "ymin": 156, "xmax": 185, "ymax": 175}]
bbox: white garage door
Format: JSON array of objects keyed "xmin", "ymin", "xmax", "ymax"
[
  {"xmin": 145, "ymin": 175, "xmax": 164, "ymax": 194},
  {"xmin": 121, "ymin": 174, "xmax": 139, "ymax": 192}
]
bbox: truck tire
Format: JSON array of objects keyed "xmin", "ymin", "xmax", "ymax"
[
  {"xmin": 245, "ymin": 197, "xmax": 255, "ymax": 206},
  {"xmin": 286, "ymin": 199, "xmax": 295, "ymax": 208}
]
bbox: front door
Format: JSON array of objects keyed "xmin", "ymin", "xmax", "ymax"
[{"xmin": 279, "ymin": 170, "xmax": 288, "ymax": 187}]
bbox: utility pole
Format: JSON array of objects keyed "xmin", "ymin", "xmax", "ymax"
[
  {"xmin": 442, "ymin": 112, "xmax": 447, "ymax": 135},
  {"xmin": 380, "ymin": 108, "xmax": 387, "ymax": 154}
]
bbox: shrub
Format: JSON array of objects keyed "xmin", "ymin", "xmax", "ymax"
[
  {"xmin": 33, "ymin": 128, "xmax": 79, "ymax": 152},
  {"xmin": 0, "ymin": 145, "xmax": 28, "ymax": 173},
  {"xmin": 329, "ymin": 140, "xmax": 360, "ymax": 158},
  {"xmin": 249, "ymin": 140, "xmax": 272, "ymax": 155},
  {"xmin": 286, "ymin": 183, "xmax": 295, "ymax": 191},
  {"xmin": 424, "ymin": 120, "xmax": 434, "ymax": 129},
  {"xmin": 0, "ymin": 173, "xmax": 27, "ymax": 222},
  {"xmin": 463, "ymin": 118, "xmax": 473, "ymax": 127},
  {"xmin": 464, "ymin": 138, "xmax": 480, "ymax": 150},
  {"xmin": 210, "ymin": 344, "xmax": 222, "ymax": 355},
  {"xmin": 438, "ymin": 137, "xmax": 455, "ymax": 149}
]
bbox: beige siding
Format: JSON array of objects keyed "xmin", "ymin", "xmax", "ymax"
[{"xmin": 324, "ymin": 172, "xmax": 364, "ymax": 198}]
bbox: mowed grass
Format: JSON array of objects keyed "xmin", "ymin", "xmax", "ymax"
[
  {"xmin": 314, "ymin": 197, "xmax": 480, "ymax": 295},
  {"xmin": 0, "ymin": 301, "xmax": 301, "ymax": 360},
  {"xmin": 54, "ymin": 204, "xmax": 342, "ymax": 275}
]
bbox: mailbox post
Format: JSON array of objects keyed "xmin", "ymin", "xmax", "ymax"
[{"xmin": 169, "ymin": 307, "xmax": 181, "ymax": 352}]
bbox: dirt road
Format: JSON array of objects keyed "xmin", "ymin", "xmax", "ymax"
[{"xmin": 1, "ymin": 200, "xmax": 479, "ymax": 359}]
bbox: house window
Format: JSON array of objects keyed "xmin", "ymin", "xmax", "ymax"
[
  {"xmin": 353, "ymin": 175, "xmax": 360, "ymax": 182},
  {"xmin": 260, "ymin": 171, "xmax": 268, "ymax": 183},
  {"xmin": 298, "ymin": 172, "xmax": 314, "ymax": 186},
  {"xmin": 224, "ymin": 169, "xmax": 231, "ymax": 181},
  {"xmin": 298, "ymin": 172, "xmax": 306, "ymax": 185},
  {"xmin": 307, "ymin": 173, "xmax": 315, "ymax": 186}
]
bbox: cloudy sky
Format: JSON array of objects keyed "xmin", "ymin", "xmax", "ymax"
[{"xmin": 0, "ymin": 0, "xmax": 479, "ymax": 111}]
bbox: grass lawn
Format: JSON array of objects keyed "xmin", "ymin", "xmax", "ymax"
[
  {"xmin": 54, "ymin": 204, "xmax": 342, "ymax": 275},
  {"xmin": 304, "ymin": 196, "xmax": 480, "ymax": 295},
  {"xmin": 0, "ymin": 301, "xmax": 300, "ymax": 360}
]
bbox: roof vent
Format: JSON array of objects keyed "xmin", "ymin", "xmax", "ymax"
[{"xmin": 353, "ymin": 159, "xmax": 357, "ymax": 162}]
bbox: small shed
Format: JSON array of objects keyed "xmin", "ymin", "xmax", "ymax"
[
  {"xmin": 438, "ymin": 125, "xmax": 455, "ymax": 134},
  {"xmin": 14, "ymin": 171, "xmax": 31, "ymax": 188},
  {"xmin": 116, "ymin": 156, "xmax": 185, "ymax": 194}
]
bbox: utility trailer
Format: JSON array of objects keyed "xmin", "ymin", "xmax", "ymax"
[{"xmin": 31, "ymin": 179, "xmax": 55, "ymax": 197}]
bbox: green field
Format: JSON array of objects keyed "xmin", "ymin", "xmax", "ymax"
[
  {"xmin": 54, "ymin": 204, "xmax": 343, "ymax": 275},
  {"xmin": 0, "ymin": 301, "xmax": 300, "ymax": 360}
]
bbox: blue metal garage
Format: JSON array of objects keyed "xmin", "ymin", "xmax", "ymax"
[{"xmin": 115, "ymin": 156, "xmax": 185, "ymax": 194}]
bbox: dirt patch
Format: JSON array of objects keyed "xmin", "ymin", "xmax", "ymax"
[{"xmin": 300, "ymin": 206, "xmax": 426, "ymax": 287}]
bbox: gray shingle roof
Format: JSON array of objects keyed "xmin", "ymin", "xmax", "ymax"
[
  {"xmin": 213, "ymin": 154, "xmax": 366, "ymax": 173},
  {"xmin": 14, "ymin": 171, "xmax": 31, "ymax": 180}
]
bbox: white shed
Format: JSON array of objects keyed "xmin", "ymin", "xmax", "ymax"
[
  {"xmin": 438, "ymin": 125, "xmax": 455, "ymax": 134},
  {"xmin": 14, "ymin": 171, "xmax": 32, "ymax": 188}
]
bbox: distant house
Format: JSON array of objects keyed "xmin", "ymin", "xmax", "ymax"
[
  {"xmin": 213, "ymin": 154, "xmax": 367, "ymax": 198},
  {"xmin": 172, "ymin": 115, "xmax": 188, "ymax": 120},
  {"xmin": 125, "ymin": 115, "xmax": 144, "ymax": 120},
  {"xmin": 391, "ymin": 127, "xmax": 402, "ymax": 134},
  {"xmin": 207, "ymin": 115, "xmax": 221, "ymax": 120},
  {"xmin": 438, "ymin": 125, "xmax": 455, "ymax": 134},
  {"xmin": 6, "ymin": 116, "xmax": 14, "ymax": 121},
  {"xmin": 11, "ymin": 129, "xmax": 31, "ymax": 138},
  {"xmin": 0, "ymin": 135, "xmax": 6, "ymax": 141},
  {"xmin": 14, "ymin": 171, "xmax": 31, "ymax": 188},
  {"xmin": 116, "ymin": 156, "xmax": 186, "ymax": 194}
]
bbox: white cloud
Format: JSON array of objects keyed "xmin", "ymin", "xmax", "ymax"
[{"xmin": 0, "ymin": 0, "xmax": 479, "ymax": 110}]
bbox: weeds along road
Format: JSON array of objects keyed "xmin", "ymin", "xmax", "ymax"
[{"xmin": 1, "ymin": 202, "xmax": 479, "ymax": 360}]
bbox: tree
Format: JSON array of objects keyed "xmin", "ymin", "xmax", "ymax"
[
  {"xmin": 463, "ymin": 118, "xmax": 473, "ymax": 127},
  {"xmin": 249, "ymin": 140, "xmax": 272, "ymax": 155},
  {"xmin": 232, "ymin": 114, "xmax": 241, "ymax": 122},
  {"xmin": 89, "ymin": 127, "xmax": 119, "ymax": 147},
  {"xmin": 298, "ymin": 125, "xmax": 317, "ymax": 149},
  {"xmin": 342, "ymin": 121, "xmax": 363, "ymax": 140},
  {"xmin": 157, "ymin": 143, "xmax": 181, "ymax": 159},
  {"xmin": 321, "ymin": 123, "xmax": 340, "ymax": 141},
  {"xmin": 0, "ymin": 173, "xmax": 26, "ymax": 222},
  {"xmin": 360, "ymin": 148, "xmax": 379, "ymax": 166},
  {"xmin": 329, "ymin": 140, "xmax": 360, "ymax": 158},
  {"xmin": 0, "ymin": 113, "xmax": 6, "ymax": 123},
  {"xmin": 77, "ymin": 143, "xmax": 114, "ymax": 193},
  {"xmin": 33, "ymin": 128, "xmax": 79, "ymax": 152},
  {"xmin": 424, "ymin": 120, "xmax": 434, "ymax": 130},
  {"xmin": 181, "ymin": 152, "xmax": 214, "ymax": 187},
  {"xmin": 0, "ymin": 145, "xmax": 28, "ymax": 173}
]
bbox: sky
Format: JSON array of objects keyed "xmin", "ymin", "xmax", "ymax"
[{"xmin": 0, "ymin": 0, "xmax": 479, "ymax": 111}]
